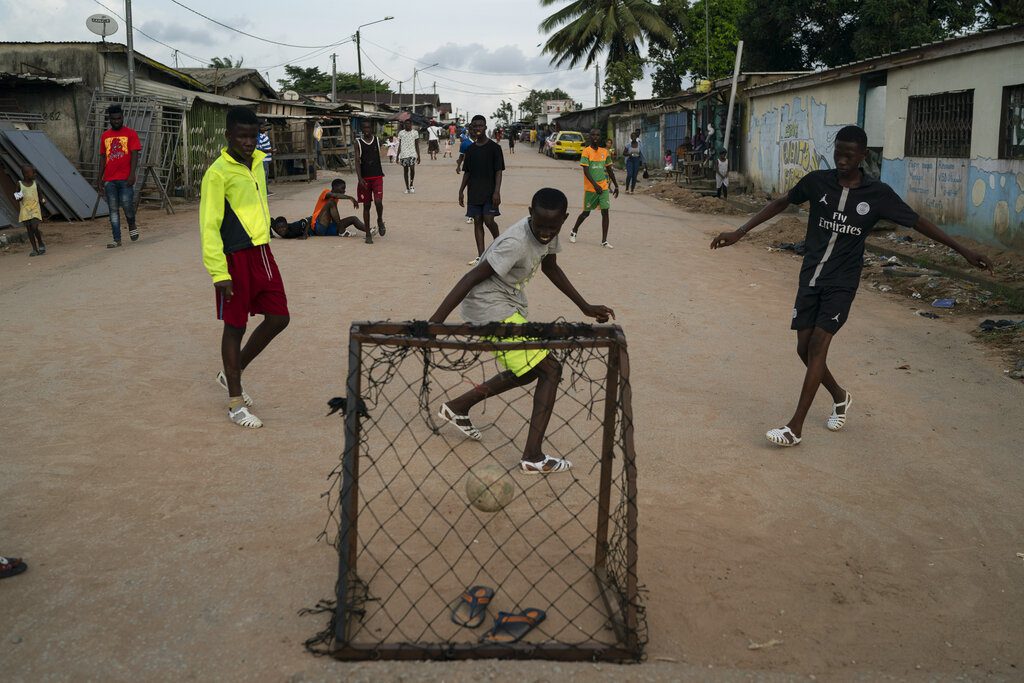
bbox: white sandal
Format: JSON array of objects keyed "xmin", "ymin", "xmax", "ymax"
[
  {"xmin": 766, "ymin": 426, "xmax": 801, "ymax": 447},
  {"xmin": 228, "ymin": 405, "xmax": 263, "ymax": 429},
  {"xmin": 217, "ymin": 371, "xmax": 253, "ymax": 407},
  {"xmin": 520, "ymin": 454, "xmax": 573, "ymax": 474},
  {"xmin": 827, "ymin": 392, "xmax": 852, "ymax": 431},
  {"xmin": 438, "ymin": 403, "xmax": 482, "ymax": 440}
]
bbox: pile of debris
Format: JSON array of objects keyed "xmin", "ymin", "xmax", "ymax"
[{"xmin": 637, "ymin": 180, "xmax": 750, "ymax": 215}]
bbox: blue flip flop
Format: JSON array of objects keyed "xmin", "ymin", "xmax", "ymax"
[
  {"xmin": 450, "ymin": 585, "xmax": 495, "ymax": 628},
  {"xmin": 480, "ymin": 608, "xmax": 546, "ymax": 643}
]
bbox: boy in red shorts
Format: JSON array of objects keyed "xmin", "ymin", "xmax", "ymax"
[
  {"xmin": 200, "ymin": 107, "xmax": 290, "ymax": 429},
  {"xmin": 354, "ymin": 119, "xmax": 387, "ymax": 236}
]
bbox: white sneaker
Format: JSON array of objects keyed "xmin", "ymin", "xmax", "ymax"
[
  {"xmin": 568, "ymin": 231, "xmax": 577, "ymax": 243},
  {"xmin": 465, "ymin": 217, "xmax": 473, "ymax": 224},
  {"xmin": 341, "ymin": 229, "xmax": 353, "ymax": 237},
  {"xmin": 601, "ymin": 241, "xmax": 614, "ymax": 249},
  {"xmin": 404, "ymin": 188, "xmax": 410, "ymax": 194},
  {"xmin": 467, "ymin": 256, "xmax": 480, "ymax": 266}
]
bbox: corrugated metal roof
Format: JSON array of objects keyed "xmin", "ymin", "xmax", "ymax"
[
  {"xmin": 103, "ymin": 73, "xmax": 255, "ymax": 109},
  {"xmin": 0, "ymin": 72, "xmax": 82, "ymax": 86},
  {"xmin": 177, "ymin": 68, "xmax": 276, "ymax": 96}
]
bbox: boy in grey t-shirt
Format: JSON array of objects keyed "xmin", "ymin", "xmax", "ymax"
[{"xmin": 429, "ymin": 188, "xmax": 615, "ymax": 474}]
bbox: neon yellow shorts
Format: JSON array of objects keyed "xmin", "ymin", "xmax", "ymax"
[
  {"xmin": 492, "ymin": 312, "xmax": 549, "ymax": 377},
  {"xmin": 584, "ymin": 189, "xmax": 610, "ymax": 211}
]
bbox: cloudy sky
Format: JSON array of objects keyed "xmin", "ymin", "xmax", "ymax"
[{"xmin": 0, "ymin": 0, "xmax": 658, "ymax": 118}]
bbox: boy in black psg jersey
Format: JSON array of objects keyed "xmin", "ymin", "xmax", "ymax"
[{"xmin": 711, "ymin": 125, "xmax": 990, "ymax": 448}]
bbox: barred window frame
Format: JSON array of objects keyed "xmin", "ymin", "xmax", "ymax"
[
  {"xmin": 905, "ymin": 90, "xmax": 974, "ymax": 158},
  {"xmin": 999, "ymin": 83, "xmax": 1024, "ymax": 160}
]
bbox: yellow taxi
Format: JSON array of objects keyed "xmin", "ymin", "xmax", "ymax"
[{"xmin": 549, "ymin": 131, "xmax": 586, "ymax": 159}]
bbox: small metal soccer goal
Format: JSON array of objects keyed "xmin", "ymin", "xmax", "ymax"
[{"xmin": 306, "ymin": 321, "xmax": 645, "ymax": 662}]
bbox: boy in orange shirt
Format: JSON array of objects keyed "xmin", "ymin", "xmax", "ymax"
[
  {"xmin": 568, "ymin": 128, "xmax": 619, "ymax": 249},
  {"xmin": 310, "ymin": 179, "xmax": 374, "ymax": 243}
]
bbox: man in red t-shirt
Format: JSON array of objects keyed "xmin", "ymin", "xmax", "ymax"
[{"xmin": 97, "ymin": 104, "xmax": 142, "ymax": 248}]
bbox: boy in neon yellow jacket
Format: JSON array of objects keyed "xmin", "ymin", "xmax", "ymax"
[{"xmin": 200, "ymin": 106, "xmax": 290, "ymax": 429}]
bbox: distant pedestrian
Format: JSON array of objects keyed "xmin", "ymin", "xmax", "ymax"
[
  {"xmin": 257, "ymin": 122, "xmax": 274, "ymax": 193},
  {"xmin": 97, "ymin": 103, "xmax": 141, "ymax": 248},
  {"xmin": 715, "ymin": 150, "xmax": 729, "ymax": 199},
  {"xmin": 443, "ymin": 134, "xmax": 454, "ymax": 159},
  {"xmin": 386, "ymin": 135, "xmax": 398, "ymax": 164},
  {"xmin": 427, "ymin": 121, "xmax": 442, "ymax": 160},
  {"xmin": 459, "ymin": 114, "xmax": 505, "ymax": 264},
  {"xmin": 568, "ymin": 129, "xmax": 619, "ymax": 249},
  {"xmin": 15, "ymin": 164, "xmax": 46, "ymax": 256},
  {"xmin": 455, "ymin": 130, "xmax": 473, "ymax": 174},
  {"xmin": 622, "ymin": 131, "xmax": 645, "ymax": 194},
  {"xmin": 313, "ymin": 119, "xmax": 324, "ymax": 169},
  {"xmin": 397, "ymin": 119, "xmax": 421, "ymax": 193},
  {"xmin": 508, "ymin": 130, "xmax": 516, "ymax": 154}
]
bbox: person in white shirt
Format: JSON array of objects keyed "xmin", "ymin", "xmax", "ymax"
[
  {"xmin": 426, "ymin": 123, "xmax": 442, "ymax": 160},
  {"xmin": 715, "ymin": 150, "xmax": 729, "ymax": 199}
]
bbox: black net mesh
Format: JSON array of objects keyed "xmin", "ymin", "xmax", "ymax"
[{"xmin": 305, "ymin": 321, "xmax": 645, "ymax": 661}]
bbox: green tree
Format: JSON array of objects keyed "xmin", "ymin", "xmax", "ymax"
[
  {"xmin": 679, "ymin": 0, "xmax": 746, "ymax": 82},
  {"xmin": 647, "ymin": 0, "xmax": 689, "ymax": 97},
  {"xmin": 978, "ymin": 0, "xmax": 1024, "ymax": 25},
  {"xmin": 209, "ymin": 56, "xmax": 243, "ymax": 68},
  {"xmin": 492, "ymin": 100, "xmax": 515, "ymax": 126},
  {"xmin": 602, "ymin": 54, "xmax": 644, "ymax": 103},
  {"xmin": 518, "ymin": 88, "xmax": 573, "ymax": 123},
  {"xmin": 276, "ymin": 65, "xmax": 390, "ymax": 94},
  {"xmin": 539, "ymin": 0, "xmax": 675, "ymax": 68}
]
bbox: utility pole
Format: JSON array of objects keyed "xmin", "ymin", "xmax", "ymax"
[
  {"xmin": 594, "ymin": 63, "xmax": 599, "ymax": 109},
  {"xmin": 125, "ymin": 0, "xmax": 136, "ymax": 94},
  {"xmin": 331, "ymin": 53, "xmax": 337, "ymax": 102},
  {"xmin": 412, "ymin": 68, "xmax": 417, "ymax": 113},
  {"xmin": 172, "ymin": 49, "xmax": 179, "ymax": 69},
  {"xmin": 356, "ymin": 30, "xmax": 364, "ymax": 112}
]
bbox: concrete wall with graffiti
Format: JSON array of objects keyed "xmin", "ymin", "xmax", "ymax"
[
  {"xmin": 744, "ymin": 82, "xmax": 859, "ymax": 195},
  {"xmin": 880, "ymin": 46, "xmax": 1024, "ymax": 249}
]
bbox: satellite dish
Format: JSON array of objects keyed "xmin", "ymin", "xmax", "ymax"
[
  {"xmin": 283, "ymin": 90, "xmax": 299, "ymax": 101},
  {"xmin": 86, "ymin": 14, "xmax": 118, "ymax": 39}
]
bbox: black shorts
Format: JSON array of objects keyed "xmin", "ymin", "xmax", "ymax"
[
  {"xmin": 428, "ymin": 140, "xmax": 440, "ymax": 152},
  {"xmin": 791, "ymin": 285, "xmax": 857, "ymax": 334}
]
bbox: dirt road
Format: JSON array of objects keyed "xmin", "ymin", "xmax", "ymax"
[{"xmin": 2, "ymin": 147, "xmax": 1021, "ymax": 681}]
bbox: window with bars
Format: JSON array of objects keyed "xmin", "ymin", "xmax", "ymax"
[
  {"xmin": 1000, "ymin": 83, "xmax": 1024, "ymax": 160},
  {"xmin": 905, "ymin": 90, "xmax": 973, "ymax": 158}
]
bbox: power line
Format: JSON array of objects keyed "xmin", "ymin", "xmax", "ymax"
[
  {"xmin": 169, "ymin": 0, "xmax": 358, "ymax": 49},
  {"xmin": 360, "ymin": 38, "xmax": 584, "ymax": 76},
  {"xmin": 90, "ymin": 0, "xmax": 210, "ymax": 65},
  {"xmin": 358, "ymin": 48, "xmax": 402, "ymax": 84},
  {"xmin": 254, "ymin": 39, "xmax": 353, "ymax": 71}
]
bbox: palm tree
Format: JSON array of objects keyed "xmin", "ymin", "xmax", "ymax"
[
  {"xmin": 208, "ymin": 56, "xmax": 244, "ymax": 69},
  {"xmin": 539, "ymin": 0, "xmax": 674, "ymax": 68}
]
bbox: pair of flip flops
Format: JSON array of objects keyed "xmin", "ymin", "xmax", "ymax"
[{"xmin": 450, "ymin": 585, "xmax": 546, "ymax": 643}]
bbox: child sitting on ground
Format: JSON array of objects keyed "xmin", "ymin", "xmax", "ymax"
[
  {"xmin": 310, "ymin": 179, "xmax": 374, "ymax": 243},
  {"xmin": 15, "ymin": 164, "xmax": 46, "ymax": 256}
]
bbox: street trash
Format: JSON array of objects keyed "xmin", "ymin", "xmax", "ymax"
[
  {"xmin": 932, "ymin": 298, "xmax": 956, "ymax": 308},
  {"xmin": 773, "ymin": 240, "xmax": 806, "ymax": 255},
  {"xmin": 979, "ymin": 319, "xmax": 1024, "ymax": 332},
  {"xmin": 916, "ymin": 311, "xmax": 941, "ymax": 319}
]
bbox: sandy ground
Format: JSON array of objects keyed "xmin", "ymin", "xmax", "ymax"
[{"xmin": 2, "ymin": 146, "xmax": 1023, "ymax": 682}]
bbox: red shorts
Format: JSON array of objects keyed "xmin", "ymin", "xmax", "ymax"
[
  {"xmin": 215, "ymin": 244, "xmax": 289, "ymax": 328},
  {"xmin": 357, "ymin": 176, "xmax": 384, "ymax": 204}
]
